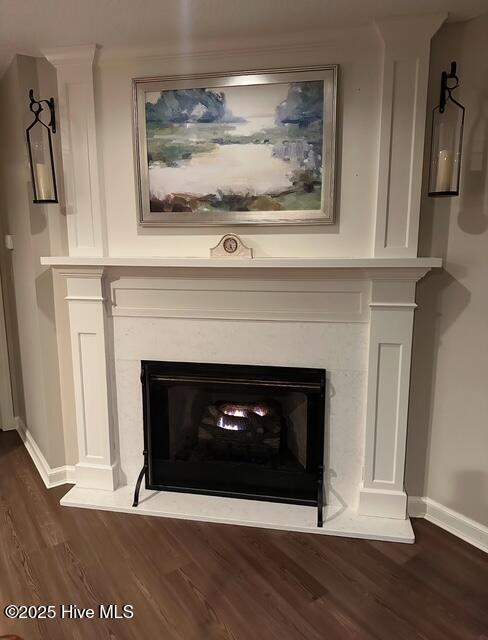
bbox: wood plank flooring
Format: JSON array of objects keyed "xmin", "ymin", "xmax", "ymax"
[{"xmin": 0, "ymin": 430, "xmax": 487, "ymax": 639}]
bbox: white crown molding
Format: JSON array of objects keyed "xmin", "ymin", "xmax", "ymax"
[
  {"xmin": 99, "ymin": 39, "xmax": 327, "ymax": 66},
  {"xmin": 95, "ymin": 24, "xmax": 372, "ymax": 66},
  {"xmin": 16, "ymin": 418, "xmax": 75, "ymax": 488},
  {"xmin": 42, "ymin": 44, "xmax": 97, "ymax": 67},
  {"xmin": 408, "ymin": 496, "xmax": 488, "ymax": 554},
  {"xmin": 374, "ymin": 13, "xmax": 447, "ymax": 49}
]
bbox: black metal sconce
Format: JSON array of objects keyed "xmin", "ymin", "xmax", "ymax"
[
  {"xmin": 428, "ymin": 62, "xmax": 465, "ymax": 197},
  {"xmin": 25, "ymin": 89, "xmax": 59, "ymax": 203}
]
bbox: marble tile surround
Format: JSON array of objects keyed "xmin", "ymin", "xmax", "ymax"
[{"xmin": 113, "ymin": 317, "xmax": 368, "ymax": 509}]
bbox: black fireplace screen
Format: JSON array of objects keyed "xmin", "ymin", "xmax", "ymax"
[{"xmin": 138, "ymin": 361, "xmax": 326, "ymax": 523}]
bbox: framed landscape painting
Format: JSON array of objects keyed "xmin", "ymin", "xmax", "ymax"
[{"xmin": 133, "ymin": 66, "xmax": 337, "ymax": 226}]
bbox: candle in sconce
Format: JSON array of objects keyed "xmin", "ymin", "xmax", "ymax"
[
  {"xmin": 35, "ymin": 162, "xmax": 53, "ymax": 200},
  {"xmin": 435, "ymin": 149, "xmax": 454, "ymax": 192}
]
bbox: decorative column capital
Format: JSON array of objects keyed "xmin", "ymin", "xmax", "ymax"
[
  {"xmin": 60, "ymin": 266, "xmax": 105, "ymax": 280},
  {"xmin": 364, "ymin": 267, "xmax": 432, "ymax": 283}
]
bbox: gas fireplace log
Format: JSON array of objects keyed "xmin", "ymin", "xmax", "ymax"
[{"xmin": 199, "ymin": 400, "xmax": 283, "ymax": 457}]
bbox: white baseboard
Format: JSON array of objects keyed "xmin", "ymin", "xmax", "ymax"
[
  {"xmin": 9, "ymin": 421, "xmax": 487, "ymax": 553},
  {"xmin": 1, "ymin": 420, "xmax": 18, "ymax": 431},
  {"xmin": 15, "ymin": 417, "xmax": 75, "ymax": 489},
  {"xmin": 408, "ymin": 496, "xmax": 488, "ymax": 554}
]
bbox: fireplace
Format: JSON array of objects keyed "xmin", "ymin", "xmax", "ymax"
[{"xmin": 134, "ymin": 361, "xmax": 326, "ymax": 526}]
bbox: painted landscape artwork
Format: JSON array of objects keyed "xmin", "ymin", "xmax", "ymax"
[{"xmin": 144, "ymin": 81, "xmax": 325, "ymax": 215}]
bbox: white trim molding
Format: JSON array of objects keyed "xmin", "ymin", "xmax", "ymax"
[
  {"xmin": 42, "ymin": 45, "xmax": 106, "ymax": 257},
  {"xmin": 373, "ymin": 13, "xmax": 446, "ymax": 257},
  {"xmin": 41, "ymin": 256, "xmax": 443, "ymax": 269},
  {"xmin": 16, "ymin": 418, "xmax": 75, "ymax": 488},
  {"xmin": 359, "ymin": 486, "xmax": 407, "ymax": 520},
  {"xmin": 63, "ymin": 267, "xmax": 119, "ymax": 490},
  {"xmin": 408, "ymin": 496, "xmax": 488, "ymax": 554},
  {"xmin": 15, "ymin": 411, "xmax": 486, "ymax": 552},
  {"xmin": 109, "ymin": 273, "xmax": 369, "ymax": 323},
  {"xmin": 53, "ymin": 262, "xmax": 440, "ymax": 530},
  {"xmin": 359, "ymin": 277, "xmax": 421, "ymax": 519}
]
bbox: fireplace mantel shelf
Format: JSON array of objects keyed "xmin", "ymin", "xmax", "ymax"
[{"xmin": 41, "ymin": 256, "xmax": 442, "ymax": 270}]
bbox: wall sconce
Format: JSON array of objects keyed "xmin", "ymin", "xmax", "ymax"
[
  {"xmin": 428, "ymin": 62, "xmax": 465, "ymax": 197},
  {"xmin": 25, "ymin": 89, "xmax": 59, "ymax": 204}
]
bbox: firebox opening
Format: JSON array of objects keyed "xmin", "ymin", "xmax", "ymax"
[
  {"xmin": 141, "ymin": 361, "xmax": 325, "ymax": 509},
  {"xmin": 167, "ymin": 386, "xmax": 308, "ymax": 470}
]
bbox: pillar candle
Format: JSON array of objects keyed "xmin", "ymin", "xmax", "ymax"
[
  {"xmin": 435, "ymin": 149, "xmax": 454, "ymax": 192},
  {"xmin": 35, "ymin": 162, "xmax": 53, "ymax": 200}
]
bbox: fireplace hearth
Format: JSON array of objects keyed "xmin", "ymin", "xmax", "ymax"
[{"xmin": 134, "ymin": 361, "xmax": 326, "ymax": 526}]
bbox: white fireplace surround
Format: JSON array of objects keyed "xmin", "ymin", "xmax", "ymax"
[
  {"xmin": 41, "ymin": 256, "xmax": 440, "ymax": 543},
  {"xmin": 37, "ymin": 14, "xmax": 447, "ymax": 544}
]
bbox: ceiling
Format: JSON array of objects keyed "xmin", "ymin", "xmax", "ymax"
[{"xmin": 0, "ymin": 0, "xmax": 487, "ymax": 75}]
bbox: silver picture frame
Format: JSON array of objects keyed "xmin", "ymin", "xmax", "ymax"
[{"xmin": 133, "ymin": 65, "xmax": 338, "ymax": 227}]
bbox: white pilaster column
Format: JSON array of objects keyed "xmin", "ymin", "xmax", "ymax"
[
  {"xmin": 42, "ymin": 45, "xmax": 106, "ymax": 257},
  {"xmin": 63, "ymin": 268, "xmax": 118, "ymax": 490},
  {"xmin": 373, "ymin": 14, "xmax": 446, "ymax": 257},
  {"xmin": 359, "ymin": 268, "xmax": 428, "ymax": 519}
]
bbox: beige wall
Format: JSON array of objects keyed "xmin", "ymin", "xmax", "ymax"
[
  {"xmin": 0, "ymin": 154, "xmax": 25, "ymax": 425},
  {"xmin": 0, "ymin": 55, "xmax": 75, "ymax": 468},
  {"xmin": 407, "ymin": 14, "xmax": 488, "ymax": 526}
]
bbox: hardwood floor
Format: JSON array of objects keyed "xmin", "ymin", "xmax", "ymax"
[{"xmin": 0, "ymin": 430, "xmax": 487, "ymax": 640}]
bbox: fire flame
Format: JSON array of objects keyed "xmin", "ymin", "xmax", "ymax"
[
  {"xmin": 217, "ymin": 416, "xmax": 242, "ymax": 431},
  {"xmin": 216, "ymin": 402, "xmax": 269, "ymax": 431}
]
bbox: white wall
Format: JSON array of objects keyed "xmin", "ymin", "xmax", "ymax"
[
  {"xmin": 95, "ymin": 25, "xmax": 380, "ymax": 258},
  {"xmin": 406, "ymin": 14, "xmax": 488, "ymax": 527}
]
